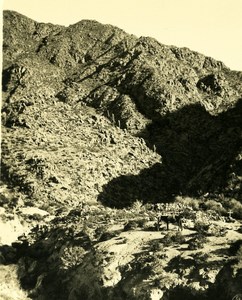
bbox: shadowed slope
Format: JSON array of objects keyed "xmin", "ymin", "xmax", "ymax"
[{"xmin": 98, "ymin": 100, "xmax": 242, "ymax": 207}]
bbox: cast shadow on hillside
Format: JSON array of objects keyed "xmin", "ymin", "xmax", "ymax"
[{"xmin": 98, "ymin": 99, "xmax": 242, "ymax": 208}]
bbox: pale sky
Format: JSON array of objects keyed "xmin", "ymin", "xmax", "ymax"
[{"xmin": 1, "ymin": 0, "xmax": 242, "ymax": 71}]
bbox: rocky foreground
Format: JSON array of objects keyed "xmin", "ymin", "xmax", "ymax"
[
  {"xmin": 1, "ymin": 10, "xmax": 242, "ymax": 300},
  {"xmin": 1, "ymin": 198, "xmax": 242, "ymax": 300}
]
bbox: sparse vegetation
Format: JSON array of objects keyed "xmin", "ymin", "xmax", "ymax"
[
  {"xmin": 60, "ymin": 245, "xmax": 86, "ymax": 270},
  {"xmin": 162, "ymin": 231, "xmax": 186, "ymax": 247},
  {"xmin": 225, "ymin": 199, "xmax": 242, "ymax": 219},
  {"xmin": 149, "ymin": 239, "xmax": 164, "ymax": 252},
  {"xmin": 123, "ymin": 220, "xmax": 139, "ymax": 231},
  {"xmin": 194, "ymin": 219, "xmax": 210, "ymax": 233},
  {"xmin": 203, "ymin": 200, "xmax": 227, "ymax": 216},
  {"xmin": 174, "ymin": 196, "xmax": 200, "ymax": 211},
  {"xmin": 188, "ymin": 233, "xmax": 208, "ymax": 250},
  {"xmin": 207, "ymin": 223, "xmax": 227, "ymax": 237}
]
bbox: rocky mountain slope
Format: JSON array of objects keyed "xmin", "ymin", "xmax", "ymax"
[
  {"xmin": 2, "ymin": 11, "xmax": 242, "ymax": 209},
  {"xmin": 1, "ymin": 10, "xmax": 242, "ymax": 300}
]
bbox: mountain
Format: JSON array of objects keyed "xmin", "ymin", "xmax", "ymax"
[
  {"xmin": 1, "ymin": 10, "xmax": 242, "ymax": 300},
  {"xmin": 2, "ymin": 10, "xmax": 242, "ymax": 209}
]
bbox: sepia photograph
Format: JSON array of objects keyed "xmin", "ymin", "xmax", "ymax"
[{"xmin": 1, "ymin": 0, "xmax": 242, "ymax": 299}]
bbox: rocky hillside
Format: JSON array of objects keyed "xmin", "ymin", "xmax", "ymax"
[
  {"xmin": 2, "ymin": 10, "xmax": 242, "ymax": 210},
  {"xmin": 1, "ymin": 10, "xmax": 242, "ymax": 300}
]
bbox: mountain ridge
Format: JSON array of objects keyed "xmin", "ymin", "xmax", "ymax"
[{"xmin": 2, "ymin": 10, "xmax": 242, "ymax": 209}]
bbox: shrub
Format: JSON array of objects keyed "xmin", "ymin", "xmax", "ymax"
[
  {"xmin": 123, "ymin": 217, "xmax": 150, "ymax": 230},
  {"xmin": 136, "ymin": 218, "xmax": 149, "ymax": 229},
  {"xmin": 162, "ymin": 232, "xmax": 186, "ymax": 247},
  {"xmin": 68, "ymin": 209, "xmax": 81, "ymax": 217},
  {"xmin": 207, "ymin": 223, "xmax": 227, "ymax": 237},
  {"xmin": 99, "ymin": 231, "xmax": 117, "ymax": 242},
  {"xmin": 94, "ymin": 225, "xmax": 118, "ymax": 242},
  {"xmin": 226, "ymin": 199, "xmax": 242, "ymax": 219},
  {"xmin": 131, "ymin": 200, "xmax": 143, "ymax": 212},
  {"xmin": 174, "ymin": 196, "xmax": 200, "ymax": 211},
  {"xmin": 194, "ymin": 214, "xmax": 227, "ymax": 236},
  {"xmin": 192, "ymin": 252, "xmax": 209, "ymax": 264},
  {"xmin": 94, "ymin": 225, "xmax": 109, "ymax": 240},
  {"xmin": 28, "ymin": 213, "xmax": 44, "ymax": 221},
  {"xmin": 229, "ymin": 240, "xmax": 242, "ymax": 256},
  {"xmin": 194, "ymin": 219, "xmax": 210, "ymax": 233},
  {"xmin": 203, "ymin": 200, "xmax": 226, "ymax": 216},
  {"xmin": 149, "ymin": 240, "xmax": 164, "ymax": 252},
  {"xmin": 206, "ymin": 209, "xmax": 223, "ymax": 221},
  {"xmin": 123, "ymin": 220, "xmax": 138, "ymax": 231},
  {"xmin": 59, "ymin": 245, "xmax": 86, "ymax": 270},
  {"xmin": 188, "ymin": 233, "xmax": 208, "ymax": 250}
]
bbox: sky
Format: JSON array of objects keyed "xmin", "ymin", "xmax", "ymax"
[{"xmin": 1, "ymin": 0, "xmax": 242, "ymax": 71}]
